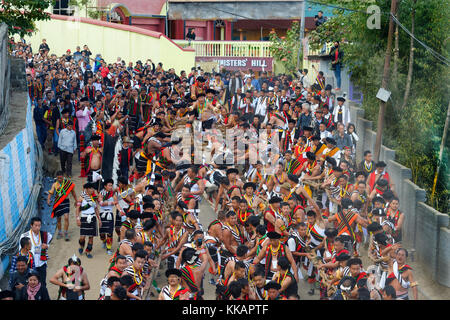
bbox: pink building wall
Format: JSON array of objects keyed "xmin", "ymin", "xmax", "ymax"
[{"xmin": 97, "ymin": 0, "xmax": 166, "ymax": 15}]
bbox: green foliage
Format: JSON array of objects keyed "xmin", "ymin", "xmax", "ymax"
[
  {"xmin": 70, "ymin": 0, "xmax": 102, "ymax": 20},
  {"xmin": 0, "ymin": 0, "xmax": 53, "ymax": 37},
  {"xmin": 309, "ymin": 0, "xmax": 449, "ymax": 212},
  {"xmin": 268, "ymin": 21, "xmax": 302, "ymax": 75}
]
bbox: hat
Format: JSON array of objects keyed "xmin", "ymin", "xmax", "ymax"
[
  {"xmin": 339, "ymin": 276, "xmax": 356, "ymax": 292},
  {"xmin": 126, "ymin": 210, "xmax": 140, "ymax": 220},
  {"xmin": 91, "ymin": 134, "xmax": 101, "ymax": 141},
  {"xmin": 306, "ymin": 151, "xmax": 316, "ymax": 161},
  {"xmin": 206, "ymin": 88, "xmax": 217, "ymax": 95},
  {"xmin": 335, "ymin": 253, "xmax": 351, "ymax": 262},
  {"xmin": 367, "ymin": 222, "xmax": 382, "ymax": 232},
  {"xmin": 264, "ymin": 281, "xmax": 281, "ymax": 291},
  {"xmin": 143, "ymin": 202, "xmax": 155, "ymax": 210},
  {"xmin": 375, "ymin": 161, "xmax": 387, "ymax": 168},
  {"xmin": 268, "ymin": 196, "xmax": 282, "ymax": 204},
  {"xmin": 325, "ymin": 228, "xmax": 338, "ymax": 238},
  {"xmin": 377, "ymin": 179, "xmax": 389, "ymax": 187},
  {"xmin": 371, "ymin": 208, "xmax": 385, "ymax": 216},
  {"xmin": 372, "ymin": 197, "xmax": 386, "ymax": 205},
  {"xmin": 341, "ymin": 198, "xmax": 353, "ymax": 210},
  {"xmin": 325, "ymin": 137, "xmax": 336, "ymax": 145},
  {"xmin": 381, "ymin": 220, "xmax": 395, "ymax": 230},
  {"xmin": 267, "ymin": 231, "xmax": 281, "ymax": 239},
  {"xmin": 165, "ymin": 268, "xmax": 182, "ymax": 278},
  {"xmin": 325, "ymin": 156, "xmax": 337, "ymax": 167},
  {"xmin": 141, "ymin": 211, "xmax": 154, "ymax": 220},
  {"xmin": 226, "ymin": 168, "xmax": 239, "ymax": 176},
  {"xmin": 374, "ymin": 232, "xmax": 389, "ymax": 246},
  {"xmin": 337, "ymin": 96, "xmax": 346, "ymax": 102},
  {"xmin": 243, "ymin": 182, "xmax": 256, "ymax": 190},
  {"xmin": 83, "ymin": 182, "xmax": 95, "ymax": 189},
  {"xmin": 143, "ymin": 218, "xmax": 156, "ymax": 231}
]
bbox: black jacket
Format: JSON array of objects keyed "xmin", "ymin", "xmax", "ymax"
[
  {"xmin": 329, "ymin": 46, "xmax": 344, "ymax": 69},
  {"xmin": 17, "ymin": 285, "xmax": 51, "ymax": 301}
]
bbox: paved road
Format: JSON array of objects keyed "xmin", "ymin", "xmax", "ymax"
[
  {"xmin": 43, "ymin": 158, "xmax": 427, "ymax": 300},
  {"xmin": 42, "ymin": 159, "xmax": 321, "ymax": 300}
]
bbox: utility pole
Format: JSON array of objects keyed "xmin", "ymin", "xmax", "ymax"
[
  {"xmin": 165, "ymin": 0, "xmax": 169, "ymax": 37},
  {"xmin": 296, "ymin": 0, "xmax": 306, "ymax": 70},
  {"xmin": 430, "ymin": 100, "xmax": 450, "ymax": 205},
  {"xmin": 374, "ymin": 0, "xmax": 398, "ymax": 161}
]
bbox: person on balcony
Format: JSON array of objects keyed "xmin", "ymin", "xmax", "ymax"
[
  {"xmin": 329, "ymin": 41, "xmax": 343, "ymax": 91},
  {"xmin": 186, "ymin": 28, "xmax": 196, "ymax": 42}
]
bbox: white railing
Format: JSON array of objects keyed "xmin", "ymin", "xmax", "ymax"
[
  {"xmin": 307, "ymin": 42, "xmax": 334, "ymax": 57},
  {"xmin": 174, "ymin": 40, "xmax": 272, "ymax": 58}
]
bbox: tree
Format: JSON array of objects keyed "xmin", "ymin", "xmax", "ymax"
[
  {"xmin": 268, "ymin": 21, "xmax": 302, "ymax": 75},
  {"xmin": 0, "ymin": 0, "xmax": 53, "ymax": 37},
  {"xmin": 69, "ymin": 0, "xmax": 102, "ymax": 20},
  {"xmin": 400, "ymin": 0, "xmax": 415, "ymax": 111},
  {"xmin": 308, "ymin": 0, "xmax": 449, "ymax": 212}
]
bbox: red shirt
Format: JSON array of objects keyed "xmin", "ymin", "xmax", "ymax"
[{"xmin": 100, "ymin": 67, "xmax": 110, "ymax": 78}]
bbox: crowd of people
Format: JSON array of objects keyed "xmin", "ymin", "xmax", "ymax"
[{"xmin": 0, "ymin": 37, "xmax": 418, "ymax": 301}]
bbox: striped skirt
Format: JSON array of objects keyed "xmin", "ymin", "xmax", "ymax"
[
  {"xmin": 80, "ymin": 215, "xmax": 98, "ymax": 237},
  {"xmin": 99, "ymin": 211, "xmax": 114, "ymax": 235},
  {"xmin": 53, "ymin": 198, "xmax": 70, "ymax": 218}
]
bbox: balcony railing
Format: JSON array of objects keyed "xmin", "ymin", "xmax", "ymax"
[
  {"xmin": 174, "ymin": 40, "xmax": 272, "ymax": 58},
  {"xmin": 307, "ymin": 42, "xmax": 334, "ymax": 57}
]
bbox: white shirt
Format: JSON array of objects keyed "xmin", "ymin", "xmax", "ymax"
[
  {"xmin": 254, "ymin": 97, "xmax": 267, "ymax": 117},
  {"xmin": 320, "ymin": 130, "xmax": 332, "ymax": 141},
  {"xmin": 333, "ymin": 104, "xmax": 351, "ymax": 126},
  {"xmin": 19, "ymin": 230, "xmax": 53, "ymax": 268}
]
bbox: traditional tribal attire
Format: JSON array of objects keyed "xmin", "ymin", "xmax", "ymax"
[
  {"xmin": 161, "ymin": 285, "xmax": 189, "ymax": 300},
  {"xmin": 78, "ymin": 191, "xmax": 98, "ymax": 256},
  {"xmin": 99, "ymin": 189, "xmax": 115, "ymax": 250},
  {"xmin": 50, "ymin": 179, "xmax": 75, "ymax": 218}
]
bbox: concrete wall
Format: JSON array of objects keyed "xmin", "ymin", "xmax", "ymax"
[
  {"xmin": 348, "ymin": 101, "xmax": 450, "ymax": 288},
  {"xmin": 25, "ymin": 15, "xmax": 196, "ymax": 74}
]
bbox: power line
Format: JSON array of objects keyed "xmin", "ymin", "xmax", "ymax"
[
  {"xmin": 176, "ymin": 0, "xmax": 450, "ymax": 65},
  {"xmin": 390, "ymin": 13, "xmax": 450, "ymax": 66}
]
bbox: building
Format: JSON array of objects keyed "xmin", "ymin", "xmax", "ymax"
[{"xmin": 53, "ymin": 0, "xmax": 332, "ymax": 40}]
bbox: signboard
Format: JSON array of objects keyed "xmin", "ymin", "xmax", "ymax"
[{"xmin": 196, "ymin": 57, "xmax": 273, "ymax": 72}]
